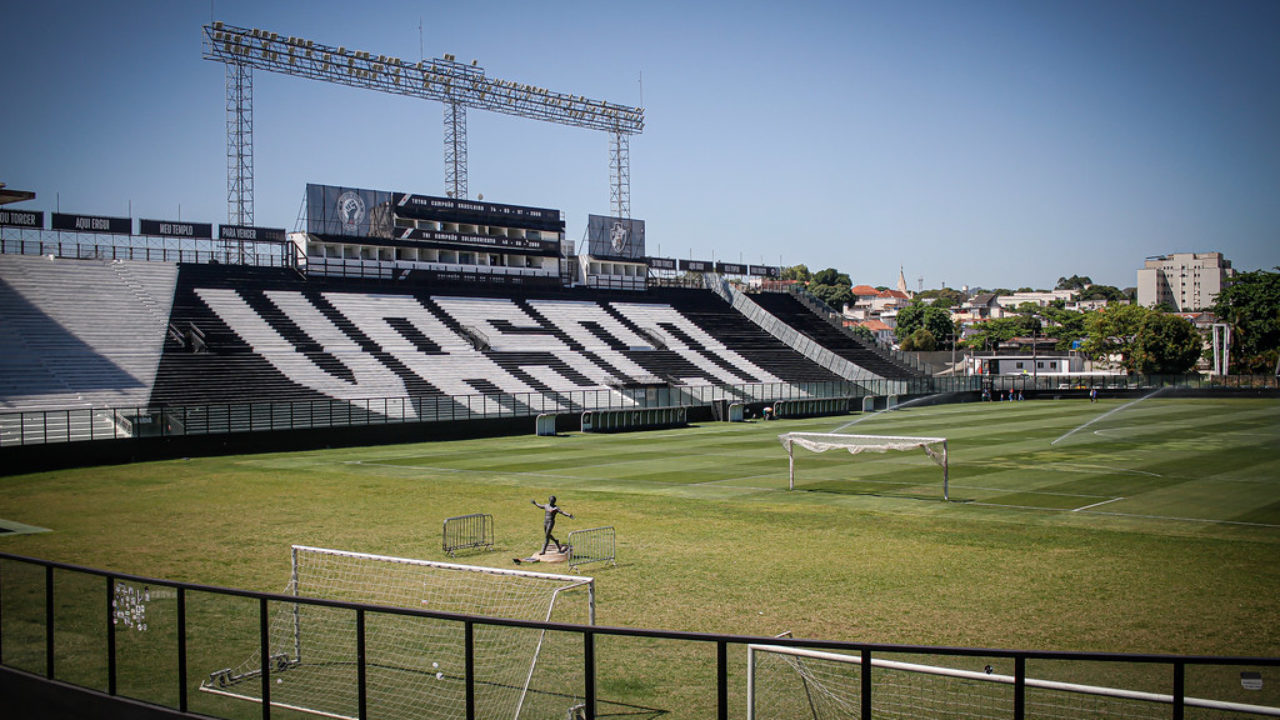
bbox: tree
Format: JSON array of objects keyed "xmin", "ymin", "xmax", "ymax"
[
  {"xmin": 900, "ymin": 327, "xmax": 937, "ymax": 351},
  {"xmin": 781, "ymin": 264, "xmax": 811, "ymax": 283},
  {"xmin": 895, "ymin": 303, "xmax": 926, "ymax": 341},
  {"xmin": 809, "ymin": 283, "xmax": 853, "ymax": 311},
  {"xmin": 810, "ymin": 267, "xmax": 851, "ymax": 287},
  {"xmin": 847, "ymin": 323, "xmax": 875, "ymax": 343},
  {"xmin": 1212, "ymin": 268, "xmax": 1280, "ymax": 374},
  {"xmin": 1131, "ymin": 313, "xmax": 1202, "ymax": 374},
  {"xmin": 897, "ymin": 303, "xmax": 957, "ymax": 347},
  {"xmin": 1080, "ymin": 304, "xmax": 1154, "ymax": 371},
  {"xmin": 1056, "ymin": 274, "xmax": 1093, "ymax": 291},
  {"xmin": 961, "ymin": 317, "xmax": 1029, "ymax": 352},
  {"xmin": 916, "ymin": 287, "xmax": 967, "ymax": 308},
  {"xmin": 1038, "ymin": 305, "xmax": 1087, "ymax": 350},
  {"xmin": 1078, "ymin": 284, "xmax": 1127, "ymax": 302}
]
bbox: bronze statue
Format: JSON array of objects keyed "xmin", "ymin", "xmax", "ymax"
[{"xmin": 531, "ymin": 495, "xmax": 574, "ymax": 553}]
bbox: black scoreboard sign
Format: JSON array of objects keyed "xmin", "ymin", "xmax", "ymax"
[
  {"xmin": 749, "ymin": 265, "xmax": 780, "ymax": 278},
  {"xmin": 51, "ymin": 212, "xmax": 132, "ymax": 234},
  {"xmin": 646, "ymin": 257, "xmax": 677, "ymax": 270},
  {"xmin": 140, "ymin": 219, "xmax": 213, "ymax": 239},
  {"xmin": 678, "ymin": 259, "xmax": 712, "ymax": 273},
  {"xmin": 219, "ymin": 224, "xmax": 286, "ymax": 242},
  {"xmin": 394, "ymin": 227, "xmax": 562, "ymax": 255},
  {"xmin": 393, "ymin": 193, "xmax": 561, "ymax": 229},
  {"xmin": 715, "ymin": 262, "xmax": 747, "ymax": 275},
  {"xmin": 0, "ymin": 209, "xmax": 43, "ymax": 228}
]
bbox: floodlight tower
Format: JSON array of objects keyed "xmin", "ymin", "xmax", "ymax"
[{"xmin": 202, "ymin": 22, "xmax": 644, "ymax": 222}]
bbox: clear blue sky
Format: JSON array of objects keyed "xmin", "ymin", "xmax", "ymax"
[{"xmin": 3, "ymin": 0, "xmax": 1277, "ymax": 291}]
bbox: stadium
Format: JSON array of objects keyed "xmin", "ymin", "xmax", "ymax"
[{"xmin": 2, "ymin": 15, "xmax": 1280, "ymax": 720}]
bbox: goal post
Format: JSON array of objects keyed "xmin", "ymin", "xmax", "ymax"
[
  {"xmin": 201, "ymin": 545, "xmax": 595, "ymax": 720},
  {"xmin": 778, "ymin": 432, "xmax": 949, "ymax": 500},
  {"xmin": 747, "ymin": 644, "xmax": 1280, "ymax": 720}
]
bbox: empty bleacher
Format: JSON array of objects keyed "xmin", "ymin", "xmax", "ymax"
[
  {"xmin": 749, "ymin": 291, "xmax": 926, "ymax": 378},
  {"xmin": 0, "ymin": 254, "xmax": 177, "ymax": 413},
  {"xmin": 1, "ymin": 255, "xmax": 878, "ymax": 443},
  {"xmin": 147, "ymin": 267, "xmax": 850, "ymax": 417}
]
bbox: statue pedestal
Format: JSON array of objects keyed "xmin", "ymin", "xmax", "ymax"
[{"xmin": 515, "ymin": 546, "xmax": 569, "ymax": 565}]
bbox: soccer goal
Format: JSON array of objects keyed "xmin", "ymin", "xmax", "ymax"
[
  {"xmin": 747, "ymin": 644, "xmax": 1280, "ymax": 720},
  {"xmin": 778, "ymin": 432, "xmax": 949, "ymax": 500},
  {"xmin": 201, "ymin": 545, "xmax": 595, "ymax": 720}
]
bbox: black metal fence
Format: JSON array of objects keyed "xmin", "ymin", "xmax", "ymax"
[
  {"xmin": 2, "ymin": 375, "xmax": 1275, "ymax": 448},
  {"xmin": 1, "ymin": 551, "xmax": 1277, "ymax": 720},
  {"xmin": 0, "ymin": 380, "xmax": 901, "ymax": 448}
]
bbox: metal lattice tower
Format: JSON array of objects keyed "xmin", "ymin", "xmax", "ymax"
[
  {"xmin": 203, "ymin": 22, "xmax": 643, "ymax": 208},
  {"xmin": 609, "ymin": 130, "xmax": 631, "ymax": 220},
  {"xmin": 226, "ymin": 62, "xmax": 253, "ymax": 224},
  {"xmin": 444, "ymin": 101, "xmax": 467, "ymax": 199}
]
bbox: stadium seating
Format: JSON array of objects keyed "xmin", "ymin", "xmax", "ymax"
[
  {"xmin": 749, "ymin": 291, "xmax": 926, "ymax": 378},
  {"xmin": 146, "ymin": 267, "xmax": 849, "ymax": 414},
  {"xmin": 0, "ymin": 255, "xmax": 176, "ymax": 411},
  {"xmin": 1, "ymin": 257, "xmax": 892, "ymax": 424}
]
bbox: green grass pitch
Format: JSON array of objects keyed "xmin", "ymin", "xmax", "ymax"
[{"xmin": 1, "ymin": 395, "xmax": 1278, "ymax": 718}]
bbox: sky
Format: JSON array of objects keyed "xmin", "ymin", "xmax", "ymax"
[{"xmin": 2, "ymin": 0, "xmax": 1277, "ymax": 291}]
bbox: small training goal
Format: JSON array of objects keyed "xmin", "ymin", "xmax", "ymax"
[
  {"xmin": 778, "ymin": 433, "xmax": 949, "ymax": 500},
  {"xmin": 201, "ymin": 545, "xmax": 595, "ymax": 720},
  {"xmin": 747, "ymin": 644, "xmax": 1280, "ymax": 720}
]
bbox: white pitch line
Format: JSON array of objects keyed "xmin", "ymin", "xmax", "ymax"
[
  {"xmin": 969, "ymin": 501, "xmax": 1280, "ymax": 529},
  {"xmin": 1051, "ymin": 387, "xmax": 1168, "ymax": 445},
  {"xmin": 1072, "ymin": 497, "xmax": 1124, "ymax": 512}
]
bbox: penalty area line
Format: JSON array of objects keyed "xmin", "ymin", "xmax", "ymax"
[{"xmin": 1072, "ymin": 497, "xmax": 1124, "ymax": 512}]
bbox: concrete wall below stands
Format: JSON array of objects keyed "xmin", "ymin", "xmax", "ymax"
[
  {"xmin": 7, "ymin": 387, "xmax": 1268, "ymax": 474},
  {"xmin": 1, "ymin": 403, "xmax": 720, "ymax": 475}
]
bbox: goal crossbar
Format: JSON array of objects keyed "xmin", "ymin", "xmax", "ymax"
[
  {"xmin": 748, "ymin": 644, "xmax": 1280, "ymax": 719},
  {"xmin": 778, "ymin": 432, "xmax": 949, "ymax": 499}
]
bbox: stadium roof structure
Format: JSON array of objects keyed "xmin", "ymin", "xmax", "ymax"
[{"xmin": 0, "ymin": 183, "xmax": 35, "ymax": 206}]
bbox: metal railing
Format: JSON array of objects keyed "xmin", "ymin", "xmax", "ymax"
[
  {"xmin": 0, "ymin": 380, "xmax": 908, "ymax": 448},
  {"xmin": 2, "ymin": 375, "xmax": 1275, "ymax": 449},
  {"xmin": 1, "ymin": 551, "xmax": 1276, "ymax": 720},
  {"xmin": 0, "ymin": 228, "xmax": 293, "ymax": 268}
]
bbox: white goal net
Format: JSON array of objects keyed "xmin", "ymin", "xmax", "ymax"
[
  {"xmin": 778, "ymin": 432, "xmax": 949, "ymax": 499},
  {"xmin": 201, "ymin": 545, "xmax": 595, "ymax": 720},
  {"xmin": 748, "ymin": 645, "xmax": 1280, "ymax": 720}
]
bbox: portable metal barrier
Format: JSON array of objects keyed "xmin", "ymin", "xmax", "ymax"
[
  {"xmin": 580, "ymin": 406, "xmax": 687, "ymax": 433},
  {"xmin": 568, "ymin": 526, "xmax": 616, "ymax": 569},
  {"xmin": 442, "ymin": 513, "xmax": 494, "ymax": 557},
  {"xmin": 771, "ymin": 397, "xmax": 853, "ymax": 419}
]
